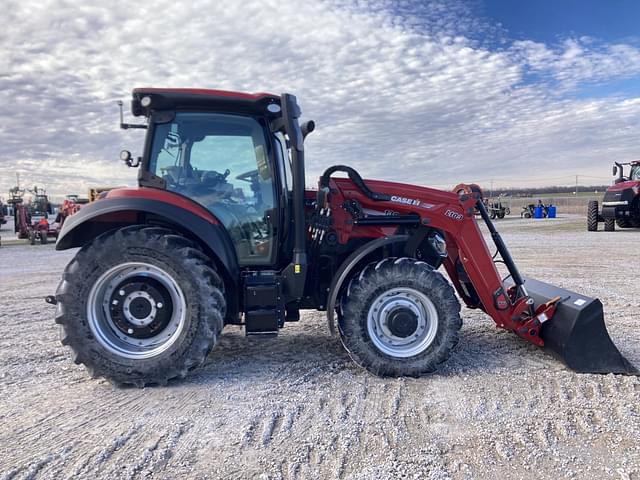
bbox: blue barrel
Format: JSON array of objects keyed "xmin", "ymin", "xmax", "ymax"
[
  {"xmin": 534, "ymin": 206, "xmax": 544, "ymax": 218},
  {"xmin": 548, "ymin": 205, "xmax": 556, "ymax": 218}
]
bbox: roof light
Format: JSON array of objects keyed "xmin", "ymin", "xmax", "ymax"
[
  {"xmin": 140, "ymin": 96, "xmax": 152, "ymax": 108},
  {"xmin": 267, "ymin": 103, "xmax": 281, "ymax": 113}
]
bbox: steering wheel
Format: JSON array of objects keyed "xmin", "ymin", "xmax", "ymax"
[{"xmin": 200, "ymin": 168, "xmax": 230, "ymax": 185}]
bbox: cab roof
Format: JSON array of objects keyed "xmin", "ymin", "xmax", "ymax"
[{"xmin": 131, "ymin": 88, "xmax": 281, "ymax": 117}]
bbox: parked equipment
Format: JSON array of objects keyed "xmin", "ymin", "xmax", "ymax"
[
  {"xmin": 88, "ymin": 187, "xmax": 120, "ymax": 202},
  {"xmin": 588, "ymin": 161, "xmax": 640, "ymax": 231},
  {"xmin": 49, "ymin": 88, "xmax": 637, "ymax": 386},
  {"xmin": 486, "ymin": 196, "xmax": 510, "ymax": 220},
  {"xmin": 521, "ymin": 202, "xmax": 549, "ymax": 219},
  {"xmin": 0, "ymin": 200, "xmax": 6, "ymax": 226},
  {"xmin": 452, "ymin": 185, "xmax": 509, "ymax": 219},
  {"xmin": 8, "ymin": 186, "xmax": 56, "ymax": 244}
]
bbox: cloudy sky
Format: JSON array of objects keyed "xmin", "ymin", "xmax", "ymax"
[{"xmin": 2, "ymin": 0, "xmax": 640, "ymax": 200}]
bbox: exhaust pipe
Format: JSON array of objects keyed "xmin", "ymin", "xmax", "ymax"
[{"xmin": 524, "ymin": 277, "xmax": 638, "ymax": 375}]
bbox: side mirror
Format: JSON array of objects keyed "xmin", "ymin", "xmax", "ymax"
[
  {"xmin": 301, "ymin": 120, "xmax": 315, "ymax": 140},
  {"xmin": 613, "ymin": 164, "xmax": 618, "ymax": 177},
  {"xmin": 120, "ymin": 150, "xmax": 140, "ymax": 168}
]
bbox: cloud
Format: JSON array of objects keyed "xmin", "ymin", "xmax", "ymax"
[
  {"xmin": 512, "ymin": 37, "xmax": 640, "ymax": 91},
  {"xmin": 0, "ymin": 0, "xmax": 639, "ymax": 201}
]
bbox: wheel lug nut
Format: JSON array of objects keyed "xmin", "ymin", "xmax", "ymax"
[
  {"xmin": 127, "ymin": 328, "xmax": 134, "ymax": 334},
  {"xmin": 112, "ymin": 300, "xmax": 119, "ymax": 305},
  {"xmin": 157, "ymin": 302, "xmax": 163, "ymax": 309},
  {"xmin": 119, "ymin": 290, "xmax": 125, "ymax": 296}
]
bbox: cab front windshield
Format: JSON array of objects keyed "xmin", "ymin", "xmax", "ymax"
[
  {"xmin": 630, "ymin": 165, "xmax": 640, "ymax": 181},
  {"xmin": 148, "ymin": 112, "xmax": 276, "ymax": 265}
]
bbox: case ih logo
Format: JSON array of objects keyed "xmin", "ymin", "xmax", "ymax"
[
  {"xmin": 391, "ymin": 196, "xmax": 420, "ymax": 206},
  {"xmin": 445, "ymin": 209, "xmax": 463, "ymax": 221}
]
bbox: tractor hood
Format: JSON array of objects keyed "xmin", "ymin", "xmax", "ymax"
[{"xmin": 607, "ymin": 179, "xmax": 640, "ymax": 192}]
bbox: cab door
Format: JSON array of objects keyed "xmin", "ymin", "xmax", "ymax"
[{"xmin": 148, "ymin": 112, "xmax": 278, "ymax": 266}]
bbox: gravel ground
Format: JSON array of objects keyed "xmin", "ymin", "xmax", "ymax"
[{"xmin": 0, "ymin": 215, "xmax": 638, "ymax": 480}]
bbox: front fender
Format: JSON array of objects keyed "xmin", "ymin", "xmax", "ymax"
[{"xmin": 325, "ymin": 235, "xmax": 409, "ymax": 335}]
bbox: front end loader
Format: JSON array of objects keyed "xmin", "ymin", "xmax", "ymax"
[{"xmin": 49, "ymin": 88, "xmax": 637, "ymax": 386}]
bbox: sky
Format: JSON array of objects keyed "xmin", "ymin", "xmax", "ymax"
[{"xmin": 1, "ymin": 0, "xmax": 640, "ymax": 200}]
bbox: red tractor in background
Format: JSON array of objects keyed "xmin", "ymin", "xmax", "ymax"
[
  {"xmin": 48, "ymin": 88, "xmax": 637, "ymax": 387},
  {"xmin": 9, "ymin": 186, "xmax": 56, "ymax": 244},
  {"xmin": 588, "ymin": 160, "xmax": 640, "ymax": 231},
  {"xmin": 6, "ymin": 186, "xmax": 79, "ymax": 245}
]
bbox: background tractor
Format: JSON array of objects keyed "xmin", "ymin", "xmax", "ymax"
[
  {"xmin": 587, "ymin": 161, "xmax": 640, "ymax": 231},
  {"xmin": 8, "ymin": 186, "xmax": 57, "ymax": 244},
  {"xmin": 49, "ymin": 88, "xmax": 637, "ymax": 386}
]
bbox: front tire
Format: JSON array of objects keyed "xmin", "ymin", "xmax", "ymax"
[
  {"xmin": 587, "ymin": 200, "xmax": 598, "ymax": 231},
  {"xmin": 604, "ymin": 218, "xmax": 615, "ymax": 231},
  {"xmin": 338, "ymin": 258, "xmax": 462, "ymax": 377},
  {"xmin": 55, "ymin": 226, "xmax": 225, "ymax": 386}
]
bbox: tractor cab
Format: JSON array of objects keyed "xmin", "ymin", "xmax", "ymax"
[
  {"xmin": 118, "ymin": 88, "xmax": 311, "ymax": 273},
  {"xmin": 146, "ymin": 110, "xmax": 282, "ymax": 265},
  {"xmin": 613, "ymin": 160, "xmax": 640, "ymax": 183}
]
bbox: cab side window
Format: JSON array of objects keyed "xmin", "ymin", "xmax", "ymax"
[{"xmin": 149, "ymin": 113, "xmax": 276, "ymax": 265}]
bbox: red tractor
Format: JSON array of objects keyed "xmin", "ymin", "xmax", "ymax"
[
  {"xmin": 49, "ymin": 88, "xmax": 637, "ymax": 386},
  {"xmin": 588, "ymin": 161, "xmax": 640, "ymax": 231},
  {"xmin": 9, "ymin": 186, "xmax": 57, "ymax": 244}
]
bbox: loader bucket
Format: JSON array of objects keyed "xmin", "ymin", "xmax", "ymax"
[{"xmin": 523, "ymin": 277, "xmax": 638, "ymax": 375}]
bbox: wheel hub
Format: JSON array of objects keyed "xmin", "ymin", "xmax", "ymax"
[
  {"xmin": 367, "ymin": 287, "xmax": 439, "ymax": 358},
  {"xmin": 87, "ymin": 262, "xmax": 186, "ymax": 359},
  {"xmin": 124, "ymin": 292, "xmax": 155, "ymax": 323},
  {"xmin": 107, "ymin": 277, "xmax": 173, "ymax": 339},
  {"xmin": 387, "ymin": 309, "xmax": 418, "ymax": 338}
]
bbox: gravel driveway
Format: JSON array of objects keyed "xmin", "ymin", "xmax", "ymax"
[{"xmin": 0, "ymin": 215, "xmax": 638, "ymax": 479}]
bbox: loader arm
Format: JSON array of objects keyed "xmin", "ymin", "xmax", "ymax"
[{"xmin": 327, "ymin": 178, "xmax": 542, "ymax": 341}]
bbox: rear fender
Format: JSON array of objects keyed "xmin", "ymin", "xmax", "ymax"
[{"xmin": 56, "ymin": 195, "xmax": 239, "ymax": 315}]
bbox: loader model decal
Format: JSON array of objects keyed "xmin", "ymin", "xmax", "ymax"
[{"xmin": 445, "ymin": 209, "xmax": 463, "ymax": 221}]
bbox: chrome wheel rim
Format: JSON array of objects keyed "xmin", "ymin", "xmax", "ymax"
[
  {"xmin": 87, "ymin": 262, "xmax": 186, "ymax": 359},
  {"xmin": 367, "ymin": 287, "xmax": 439, "ymax": 358}
]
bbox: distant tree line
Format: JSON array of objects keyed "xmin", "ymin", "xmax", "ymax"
[{"xmin": 491, "ymin": 185, "xmax": 609, "ymax": 197}]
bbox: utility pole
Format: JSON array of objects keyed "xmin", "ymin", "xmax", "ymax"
[
  {"xmin": 575, "ymin": 175, "xmax": 578, "ymax": 196},
  {"xmin": 490, "ymin": 179, "xmax": 494, "ymax": 199}
]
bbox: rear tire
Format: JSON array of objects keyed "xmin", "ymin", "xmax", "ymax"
[
  {"xmin": 40, "ymin": 232, "xmax": 48, "ymax": 245},
  {"xmin": 587, "ymin": 200, "xmax": 598, "ymax": 231},
  {"xmin": 338, "ymin": 258, "xmax": 462, "ymax": 377},
  {"xmin": 54, "ymin": 226, "xmax": 226, "ymax": 387},
  {"xmin": 604, "ymin": 218, "xmax": 615, "ymax": 231}
]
